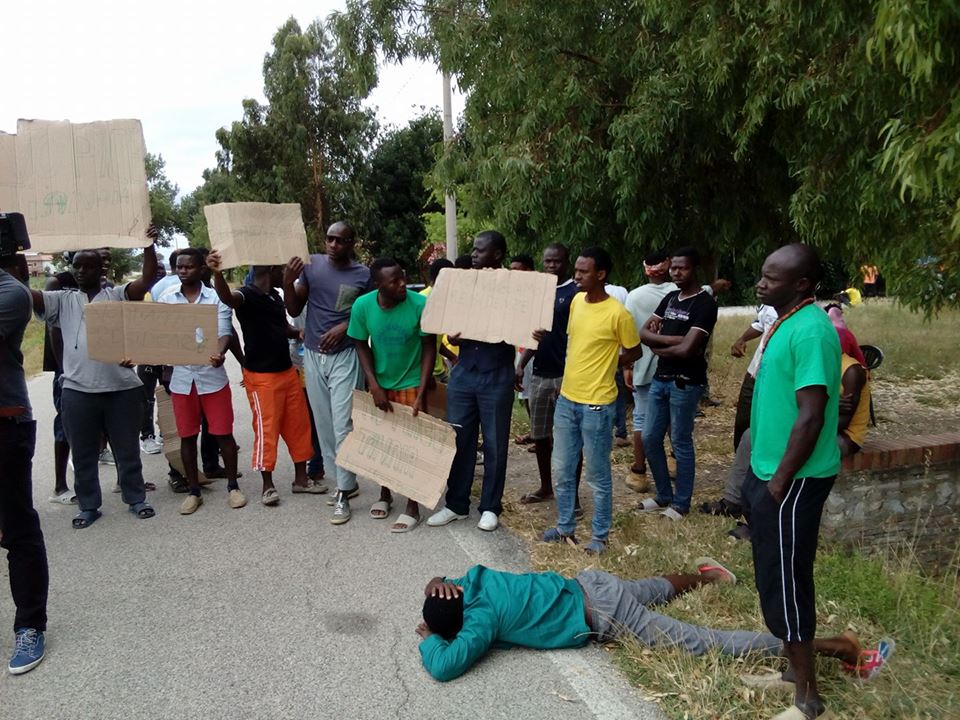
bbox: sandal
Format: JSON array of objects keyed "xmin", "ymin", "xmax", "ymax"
[
  {"xmin": 129, "ymin": 502, "xmax": 156, "ymax": 519},
  {"xmin": 514, "ymin": 434, "xmax": 533, "ymax": 445},
  {"xmin": 370, "ymin": 499, "xmax": 392, "ymax": 519},
  {"xmin": 695, "ymin": 556, "xmax": 737, "ymax": 584},
  {"xmin": 519, "ymin": 490, "xmax": 553, "ymax": 504},
  {"xmin": 261, "ymin": 488, "xmax": 280, "ymax": 506},
  {"xmin": 144, "ymin": 481, "xmax": 157, "ymax": 492},
  {"xmin": 49, "ymin": 491, "xmax": 77, "ymax": 505},
  {"xmin": 72, "ymin": 509, "xmax": 102, "ymax": 529},
  {"xmin": 542, "ymin": 527, "xmax": 577, "ymax": 545},
  {"xmin": 842, "ymin": 637, "xmax": 895, "ymax": 680},
  {"xmin": 391, "ymin": 513, "xmax": 420, "ymax": 533}
]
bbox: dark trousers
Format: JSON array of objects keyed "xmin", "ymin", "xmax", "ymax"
[
  {"xmin": 200, "ymin": 416, "xmax": 221, "ymax": 472},
  {"xmin": 305, "ymin": 389, "xmax": 324, "ymax": 477},
  {"xmin": 444, "ymin": 363, "xmax": 514, "ymax": 515},
  {"xmin": 136, "ymin": 365, "xmax": 160, "ymax": 439},
  {"xmin": 732, "ymin": 373, "xmax": 755, "ymax": 451},
  {"xmin": 61, "ymin": 387, "xmax": 146, "ymax": 510},
  {"xmin": 0, "ymin": 421, "xmax": 48, "ymax": 632}
]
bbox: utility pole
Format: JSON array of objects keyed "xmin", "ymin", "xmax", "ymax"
[{"xmin": 442, "ymin": 72, "xmax": 457, "ymax": 260}]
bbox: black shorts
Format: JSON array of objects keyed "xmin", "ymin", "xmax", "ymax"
[{"xmin": 742, "ymin": 467, "xmax": 835, "ymax": 642}]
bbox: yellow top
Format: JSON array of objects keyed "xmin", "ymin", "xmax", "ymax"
[
  {"xmin": 561, "ymin": 294, "xmax": 641, "ymax": 405},
  {"xmin": 840, "ymin": 353, "xmax": 871, "ymax": 448}
]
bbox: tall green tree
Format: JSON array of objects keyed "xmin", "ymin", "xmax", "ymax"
[
  {"xmin": 351, "ymin": 113, "xmax": 444, "ymax": 272},
  {"xmin": 209, "ymin": 17, "xmax": 378, "ymax": 249},
  {"xmin": 332, "ymin": 1, "xmax": 960, "ymax": 309}
]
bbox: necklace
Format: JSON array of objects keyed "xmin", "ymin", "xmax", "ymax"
[{"xmin": 755, "ymin": 297, "xmax": 816, "ymax": 367}]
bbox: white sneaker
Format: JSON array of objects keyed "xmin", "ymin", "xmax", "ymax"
[
  {"xmin": 477, "ymin": 511, "xmax": 499, "ymax": 532},
  {"xmin": 140, "ymin": 435, "xmax": 162, "ymax": 454},
  {"xmin": 99, "ymin": 449, "xmax": 115, "ymax": 466},
  {"xmin": 426, "ymin": 507, "xmax": 468, "ymax": 527}
]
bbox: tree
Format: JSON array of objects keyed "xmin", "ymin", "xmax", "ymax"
[
  {"xmin": 207, "ymin": 17, "xmax": 378, "ymax": 250},
  {"xmin": 351, "ymin": 113, "xmax": 444, "ymax": 272},
  {"xmin": 332, "ymin": 1, "xmax": 960, "ymax": 309}
]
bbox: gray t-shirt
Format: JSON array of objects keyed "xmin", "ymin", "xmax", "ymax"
[
  {"xmin": 298, "ymin": 255, "xmax": 370, "ymax": 355},
  {"xmin": 39, "ymin": 284, "xmax": 143, "ymax": 393},
  {"xmin": 0, "ymin": 269, "xmax": 33, "ymax": 421}
]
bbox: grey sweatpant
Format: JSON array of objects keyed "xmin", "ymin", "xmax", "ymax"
[
  {"xmin": 576, "ymin": 570, "xmax": 782, "ymax": 657},
  {"xmin": 723, "ymin": 433, "xmax": 752, "ymax": 506}
]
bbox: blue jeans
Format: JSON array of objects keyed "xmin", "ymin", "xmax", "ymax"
[
  {"xmin": 444, "ymin": 363, "xmax": 514, "ymax": 515},
  {"xmin": 552, "ymin": 396, "xmax": 614, "ymax": 541},
  {"xmin": 641, "ymin": 378, "xmax": 704, "ymax": 513}
]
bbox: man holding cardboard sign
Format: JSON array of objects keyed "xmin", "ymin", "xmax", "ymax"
[
  {"xmin": 283, "ymin": 221, "xmax": 371, "ymax": 526},
  {"xmin": 426, "ymin": 231, "xmax": 516, "ymax": 533},
  {"xmin": 30, "ymin": 238, "xmax": 159, "ymax": 529},
  {"xmin": 156, "ymin": 248, "xmax": 245, "ymax": 515}
]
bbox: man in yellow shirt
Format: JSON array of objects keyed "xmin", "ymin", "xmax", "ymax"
[{"xmin": 542, "ymin": 247, "xmax": 642, "ymax": 555}]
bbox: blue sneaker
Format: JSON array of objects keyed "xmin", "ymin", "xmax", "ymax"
[{"xmin": 8, "ymin": 628, "xmax": 45, "ymax": 675}]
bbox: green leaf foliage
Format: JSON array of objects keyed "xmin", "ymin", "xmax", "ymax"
[{"xmin": 333, "ymin": 1, "xmax": 960, "ymax": 310}]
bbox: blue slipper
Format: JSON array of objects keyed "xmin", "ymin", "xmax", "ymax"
[
  {"xmin": 129, "ymin": 502, "xmax": 156, "ymax": 519},
  {"xmin": 542, "ymin": 527, "xmax": 577, "ymax": 545}
]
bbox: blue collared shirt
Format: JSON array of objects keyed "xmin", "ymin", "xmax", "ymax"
[{"xmin": 156, "ymin": 283, "xmax": 233, "ymax": 395}]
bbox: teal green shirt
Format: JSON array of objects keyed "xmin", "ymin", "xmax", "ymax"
[
  {"xmin": 419, "ymin": 566, "xmax": 591, "ymax": 682},
  {"xmin": 346, "ymin": 290, "xmax": 427, "ymax": 390},
  {"xmin": 750, "ymin": 304, "xmax": 841, "ymax": 481}
]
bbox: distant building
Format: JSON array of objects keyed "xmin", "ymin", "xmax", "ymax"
[{"xmin": 24, "ymin": 253, "xmax": 54, "ymax": 276}]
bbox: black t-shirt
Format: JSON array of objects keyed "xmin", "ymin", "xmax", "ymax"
[
  {"xmin": 236, "ymin": 285, "xmax": 293, "ymax": 374},
  {"xmin": 652, "ymin": 289, "xmax": 718, "ymax": 385},
  {"xmin": 532, "ymin": 280, "xmax": 579, "ymax": 378},
  {"xmin": 42, "ymin": 271, "xmax": 79, "ymax": 373}
]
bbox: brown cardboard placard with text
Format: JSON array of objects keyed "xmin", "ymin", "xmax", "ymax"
[
  {"xmin": 420, "ymin": 268, "xmax": 556, "ymax": 349},
  {"xmin": 0, "ymin": 119, "xmax": 152, "ymax": 251},
  {"xmin": 86, "ymin": 302, "xmax": 218, "ymax": 366},
  {"xmin": 336, "ymin": 390, "xmax": 456, "ymax": 508},
  {"xmin": 204, "ymin": 202, "xmax": 311, "ymax": 269}
]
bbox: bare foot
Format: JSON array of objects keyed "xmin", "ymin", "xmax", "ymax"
[{"xmin": 520, "ymin": 489, "xmax": 554, "ymax": 504}]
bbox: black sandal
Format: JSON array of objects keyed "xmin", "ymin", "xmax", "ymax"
[{"xmin": 72, "ymin": 509, "xmax": 102, "ymax": 529}]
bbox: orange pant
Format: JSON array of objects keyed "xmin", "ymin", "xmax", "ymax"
[
  {"xmin": 243, "ymin": 367, "xmax": 314, "ymax": 472},
  {"xmin": 386, "ymin": 388, "xmax": 418, "ymax": 407}
]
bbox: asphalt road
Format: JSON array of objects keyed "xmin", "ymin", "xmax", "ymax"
[{"xmin": 1, "ymin": 365, "xmax": 662, "ymax": 720}]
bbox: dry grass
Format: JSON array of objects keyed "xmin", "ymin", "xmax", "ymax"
[{"xmin": 502, "ymin": 299, "xmax": 960, "ymax": 718}]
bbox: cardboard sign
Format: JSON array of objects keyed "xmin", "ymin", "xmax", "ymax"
[
  {"xmin": 336, "ymin": 390, "xmax": 456, "ymax": 508},
  {"xmin": 155, "ymin": 387, "xmax": 209, "ymax": 482},
  {"xmin": 204, "ymin": 202, "xmax": 311, "ymax": 269},
  {"xmin": 0, "ymin": 119, "xmax": 152, "ymax": 251},
  {"xmin": 85, "ymin": 302, "xmax": 218, "ymax": 365},
  {"xmin": 421, "ymin": 268, "xmax": 557, "ymax": 349}
]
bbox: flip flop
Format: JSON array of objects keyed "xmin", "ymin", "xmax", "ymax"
[
  {"xmin": 72, "ymin": 509, "xmax": 102, "ymax": 529},
  {"xmin": 843, "ymin": 637, "xmax": 896, "ymax": 680},
  {"xmin": 520, "ymin": 491, "xmax": 553, "ymax": 504},
  {"xmin": 514, "ymin": 434, "xmax": 533, "ymax": 445},
  {"xmin": 129, "ymin": 502, "xmax": 156, "ymax": 519},
  {"xmin": 695, "ymin": 556, "xmax": 738, "ymax": 584},
  {"xmin": 370, "ymin": 499, "xmax": 392, "ymax": 519},
  {"xmin": 261, "ymin": 488, "xmax": 280, "ymax": 506},
  {"xmin": 391, "ymin": 513, "xmax": 420, "ymax": 533},
  {"xmin": 48, "ymin": 492, "xmax": 77, "ymax": 505}
]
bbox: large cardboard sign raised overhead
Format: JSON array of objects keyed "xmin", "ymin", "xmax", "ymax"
[
  {"xmin": 85, "ymin": 302, "xmax": 218, "ymax": 366},
  {"xmin": 0, "ymin": 120, "xmax": 152, "ymax": 251},
  {"xmin": 420, "ymin": 268, "xmax": 557, "ymax": 349},
  {"xmin": 336, "ymin": 390, "xmax": 456, "ymax": 509},
  {"xmin": 204, "ymin": 202, "xmax": 311, "ymax": 269}
]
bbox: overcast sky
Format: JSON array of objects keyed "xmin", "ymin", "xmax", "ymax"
[{"xmin": 1, "ymin": 0, "xmax": 463, "ymax": 197}]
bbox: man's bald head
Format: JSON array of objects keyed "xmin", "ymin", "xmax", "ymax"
[{"xmin": 756, "ymin": 243, "xmax": 822, "ymax": 309}]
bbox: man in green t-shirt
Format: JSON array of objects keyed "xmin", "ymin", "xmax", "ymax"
[
  {"xmin": 347, "ymin": 258, "xmax": 436, "ymax": 532},
  {"xmin": 742, "ymin": 244, "xmax": 841, "ymax": 720}
]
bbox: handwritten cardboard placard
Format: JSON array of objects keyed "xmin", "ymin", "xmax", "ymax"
[
  {"xmin": 420, "ymin": 268, "xmax": 557, "ymax": 349},
  {"xmin": 336, "ymin": 389, "xmax": 456, "ymax": 508},
  {"xmin": 85, "ymin": 302, "xmax": 218, "ymax": 366},
  {"xmin": 204, "ymin": 202, "xmax": 311, "ymax": 269},
  {"xmin": 0, "ymin": 119, "xmax": 152, "ymax": 251},
  {"xmin": 155, "ymin": 387, "xmax": 210, "ymax": 482}
]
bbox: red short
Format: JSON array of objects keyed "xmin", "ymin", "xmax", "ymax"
[{"xmin": 171, "ymin": 383, "xmax": 234, "ymax": 438}]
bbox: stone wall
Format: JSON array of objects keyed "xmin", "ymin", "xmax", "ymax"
[{"xmin": 820, "ymin": 432, "xmax": 960, "ymax": 568}]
